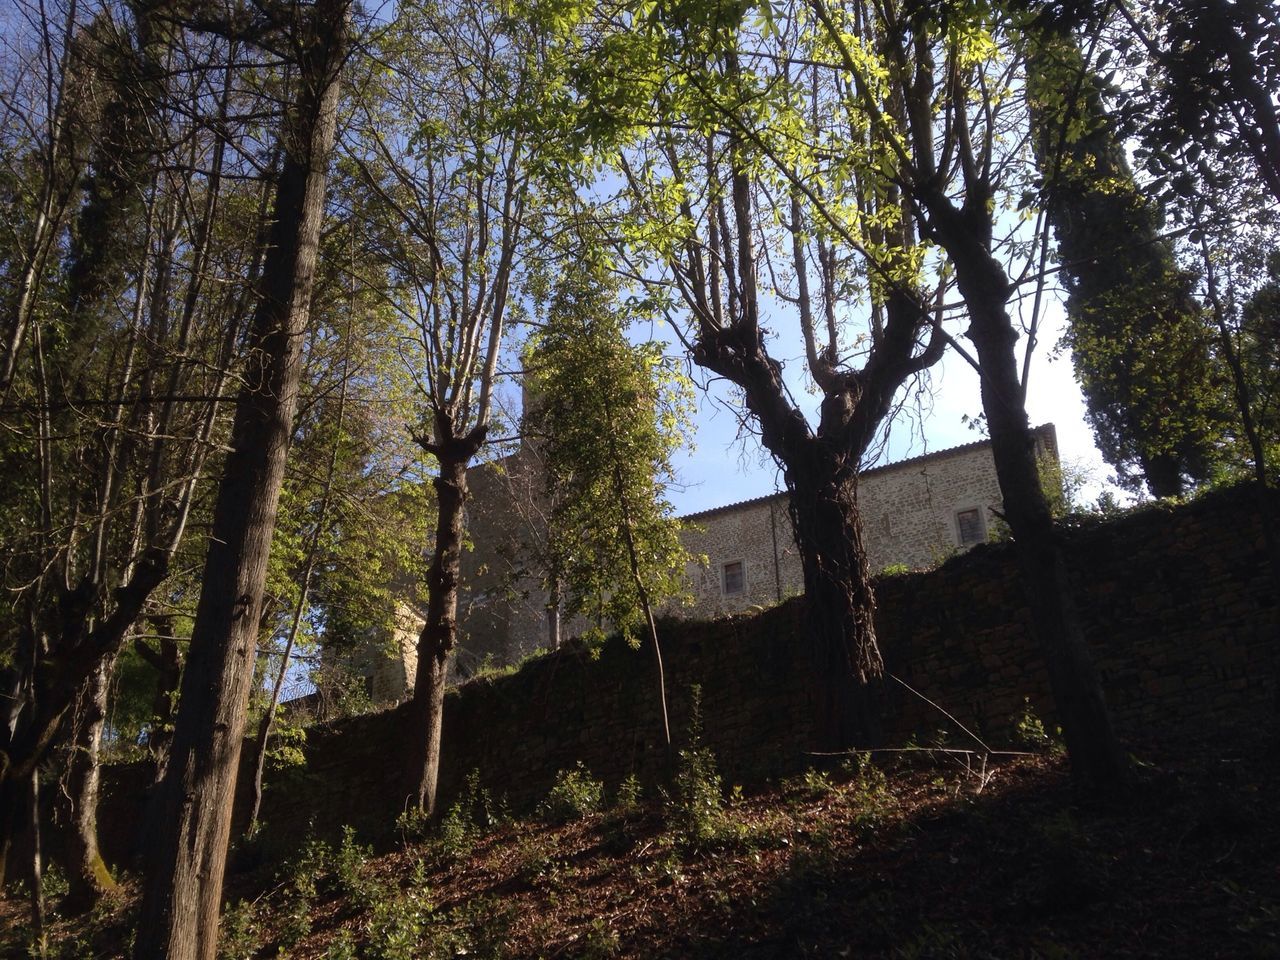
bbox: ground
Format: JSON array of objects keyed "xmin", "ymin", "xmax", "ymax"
[{"xmin": 4, "ymin": 743, "xmax": 1279, "ymax": 959}]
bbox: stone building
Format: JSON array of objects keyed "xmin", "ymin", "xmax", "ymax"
[{"xmin": 361, "ymin": 424, "xmax": 1059, "ymax": 702}]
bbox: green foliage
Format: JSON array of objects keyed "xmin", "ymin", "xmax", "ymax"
[
  {"xmin": 395, "ymin": 804, "xmax": 434, "ymax": 845},
  {"xmin": 436, "ymin": 770, "xmax": 502, "ymax": 861},
  {"xmin": 578, "ymin": 918, "xmax": 621, "ymax": 959},
  {"xmin": 363, "ymin": 885, "xmax": 434, "ymax": 960},
  {"xmin": 324, "ymin": 932, "xmax": 357, "ymax": 960},
  {"xmin": 265, "ymin": 711, "xmax": 308, "ymax": 773},
  {"xmin": 335, "ymin": 826, "xmax": 379, "ymax": 908},
  {"xmin": 1028, "ymin": 32, "xmax": 1230, "ymax": 497},
  {"xmin": 843, "ymin": 754, "xmax": 895, "ymax": 831},
  {"xmin": 278, "ymin": 837, "xmax": 332, "ymax": 949},
  {"xmin": 524, "ymin": 242, "xmax": 695, "ymax": 645},
  {"xmin": 667, "ymin": 686, "xmax": 734, "ymax": 848},
  {"xmin": 614, "ymin": 773, "xmax": 643, "ymax": 814},
  {"xmin": 783, "ymin": 768, "xmax": 835, "ymax": 802},
  {"xmin": 1013, "ymin": 698, "xmax": 1063, "ymax": 754},
  {"xmin": 541, "ymin": 762, "xmax": 605, "ymax": 823},
  {"xmin": 218, "ymin": 900, "xmax": 260, "ymax": 960}
]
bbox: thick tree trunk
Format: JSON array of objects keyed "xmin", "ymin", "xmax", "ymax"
[
  {"xmin": 132, "ymin": 7, "xmax": 345, "ymax": 957},
  {"xmin": 406, "ymin": 449, "xmax": 475, "ymax": 815},
  {"xmin": 943, "ymin": 227, "xmax": 1129, "ymax": 787},
  {"xmin": 61, "ymin": 658, "xmax": 117, "ymax": 912},
  {"xmin": 787, "ymin": 452, "xmax": 883, "ymax": 748}
]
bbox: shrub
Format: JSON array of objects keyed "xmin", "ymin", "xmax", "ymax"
[
  {"xmin": 667, "ymin": 685, "xmax": 736, "ymax": 848},
  {"xmin": 614, "ymin": 773, "xmax": 643, "ymax": 814},
  {"xmin": 783, "ymin": 768, "xmax": 834, "ymax": 801},
  {"xmin": 541, "ymin": 763, "xmax": 605, "ymax": 823},
  {"xmin": 1013, "ymin": 698, "xmax": 1062, "ymax": 753},
  {"xmin": 335, "ymin": 826, "xmax": 385, "ymax": 908},
  {"xmin": 364, "ymin": 887, "xmax": 433, "ymax": 960},
  {"xmin": 844, "ymin": 753, "xmax": 895, "ymax": 830},
  {"xmin": 218, "ymin": 900, "xmax": 260, "ymax": 960}
]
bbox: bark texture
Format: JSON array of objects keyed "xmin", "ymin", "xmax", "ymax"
[
  {"xmin": 132, "ymin": 5, "xmax": 346, "ymax": 956},
  {"xmin": 923, "ymin": 193, "xmax": 1130, "ymax": 786},
  {"xmin": 61, "ymin": 659, "xmax": 117, "ymax": 912},
  {"xmin": 406, "ymin": 445, "xmax": 479, "ymax": 815}
]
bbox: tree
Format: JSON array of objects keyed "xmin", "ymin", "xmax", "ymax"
[
  {"xmin": 1028, "ymin": 27, "xmax": 1228, "ymax": 497},
  {"xmin": 350, "ymin": 0, "xmax": 573, "ymax": 815},
  {"xmin": 799, "ymin": 0, "xmax": 1130, "ymax": 784},
  {"xmin": 0, "ymin": 0, "xmax": 252, "ymax": 911},
  {"xmin": 573, "ymin": 0, "xmax": 946, "ymax": 747},
  {"xmin": 134, "ymin": 1, "xmax": 351, "ymax": 955},
  {"xmin": 524, "ymin": 242, "xmax": 694, "ymax": 746}
]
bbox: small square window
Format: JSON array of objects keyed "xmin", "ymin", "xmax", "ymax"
[
  {"xmin": 722, "ymin": 560, "xmax": 745, "ymax": 596},
  {"xmin": 956, "ymin": 507, "xmax": 985, "ymax": 546}
]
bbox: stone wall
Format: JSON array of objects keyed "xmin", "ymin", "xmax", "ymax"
[{"xmin": 99, "ymin": 484, "xmax": 1276, "ymax": 863}]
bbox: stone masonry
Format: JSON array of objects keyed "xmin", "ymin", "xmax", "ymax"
[{"xmin": 96, "ymin": 483, "xmax": 1276, "ymax": 865}]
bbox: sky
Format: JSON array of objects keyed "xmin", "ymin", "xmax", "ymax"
[{"xmin": 659, "ymin": 297, "xmax": 1114, "ymax": 518}]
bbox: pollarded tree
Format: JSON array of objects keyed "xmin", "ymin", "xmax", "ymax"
[
  {"xmin": 524, "ymin": 240, "xmax": 695, "ymax": 746},
  {"xmin": 351, "ymin": 0, "xmax": 571, "ymax": 815},
  {"xmin": 572, "ymin": 0, "xmax": 946, "ymax": 746},
  {"xmin": 797, "ymin": 0, "xmax": 1130, "ymax": 784}
]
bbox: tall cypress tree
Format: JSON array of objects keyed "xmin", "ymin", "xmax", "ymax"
[{"xmin": 1027, "ymin": 29, "xmax": 1228, "ymax": 497}]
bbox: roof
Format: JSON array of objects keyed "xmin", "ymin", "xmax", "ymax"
[{"xmin": 680, "ymin": 423, "xmax": 1057, "ymax": 522}]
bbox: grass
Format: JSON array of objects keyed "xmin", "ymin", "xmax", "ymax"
[{"xmin": 4, "ymin": 747, "xmax": 1279, "ymax": 958}]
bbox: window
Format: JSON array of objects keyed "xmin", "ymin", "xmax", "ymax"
[
  {"xmin": 722, "ymin": 560, "xmax": 745, "ymax": 596},
  {"xmin": 955, "ymin": 507, "xmax": 985, "ymax": 547}
]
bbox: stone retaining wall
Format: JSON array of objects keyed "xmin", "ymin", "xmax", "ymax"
[{"xmin": 100, "ymin": 485, "xmax": 1277, "ymax": 862}]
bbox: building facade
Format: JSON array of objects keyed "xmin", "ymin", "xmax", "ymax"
[{"xmin": 364, "ymin": 425, "xmax": 1059, "ymax": 702}]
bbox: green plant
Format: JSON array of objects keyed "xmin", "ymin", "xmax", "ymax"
[
  {"xmin": 541, "ymin": 762, "xmax": 604, "ymax": 823},
  {"xmin": 41, "ymin": 863, "xmax": 69, "ymax": 906},
  {"xmin": 614, "ymin": 773, "xmax": 642, "ymax": 813},
  {"xmin": 879, "ymin": 562, "xmax": 911, "ymax": 578},
  {"xmin": 844, "ymin": 753, "xmax": 895, "ymax": 830},
  {"xmin": 668, "ymin": 686, "xmax": 732, "ymax": 848},
  {"xmin": 276, "ymin": 835, "xmax": 332, "ymax": 947},
  {"xmin": 436, "ymin": 769, "xmax": 504, "ymax": 861},
  {"xmin": 514, "ymin": 834, "xmax": 563, "ymax": 887},
  {"xmin": 324, "ymin": 931, "xmax": 357, "ymax": 960},
  {"xmin": 335, "ymin": 825, "xmax": 383, "ymax": 907},
  {"xmin": 218, "ymin": 900, "xmax": 260, "ymax": 960},
  {"xmin": 395, "ymin": 804, "xmax": 433, "ymax": 845},
  {"xmin": 783, "ymin": 768, "xmax": 834, "ymax": 801},
  {"xmin": 445, "ymin": 896, "xmax": 515, "ymax": 960},
  {"xmin": 265, "ymin": 711, "xmax": 308, "ymax": 773},
  {"xmin": 579, "ymin": 918, "xmax": 620, "ymax": 959},
  {"xmin": 1013, "ymin": 698, "xmax": 1062, "ymax": 752},
  {"xmin": 364, "ymin": 887, "xmax": 434, "ymax": 960}
]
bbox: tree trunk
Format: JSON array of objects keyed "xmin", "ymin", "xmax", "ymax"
[
  {"xmin": 61, "ymin": 658, "xmax": 117, "ymax": 912},
  {"xmin": 406, "ymin": 447, "xmax": 476, "ymax": 815},
  {"xmin": 132, "ymin": 6, "xmax": 345, "ymax": 956},
  {"xmin": 942, "ymin": 226, "xmax": 1129, "ymax": 787},
  {"xmin": 29, "ymin": 772, "xmax": 46, "ymax": 955},
  {"xmin": 786, "ymin": 447, "xmax": 883, "ymax": 748}
]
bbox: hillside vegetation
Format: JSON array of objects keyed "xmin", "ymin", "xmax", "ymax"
[{"xmin": 6, "ymin": 739, "xmax": 1277, "ymax": 959}]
